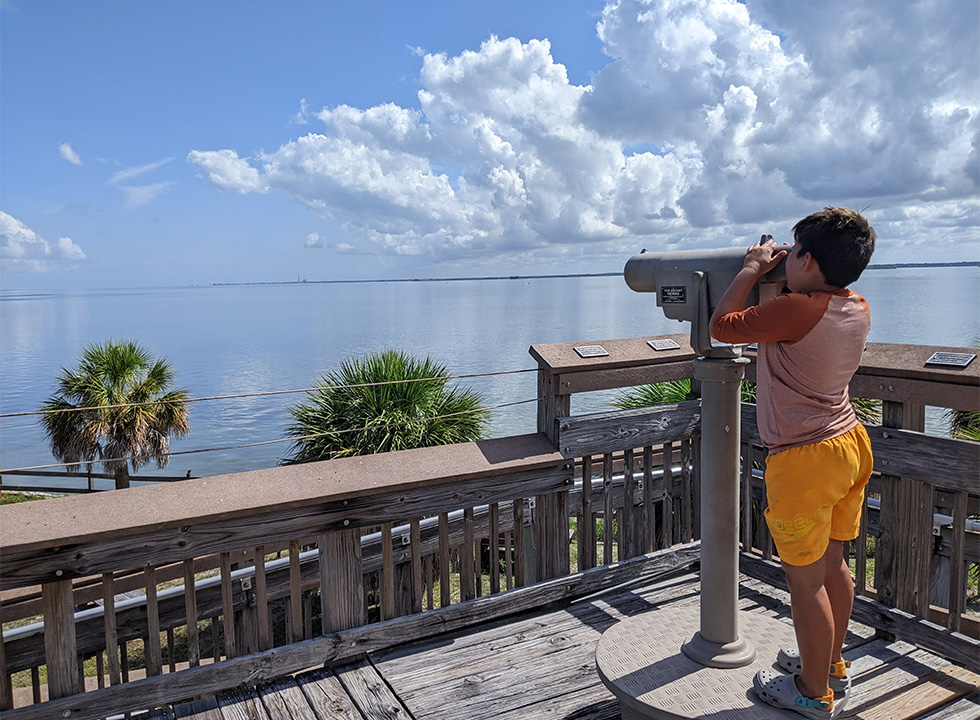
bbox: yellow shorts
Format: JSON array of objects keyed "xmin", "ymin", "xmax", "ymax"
[{"xmin": 764, "ymin": 424, "xmax": 873, "ymax": 567}]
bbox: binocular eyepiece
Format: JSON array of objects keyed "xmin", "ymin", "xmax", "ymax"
[{"xmin": 624, "ymin": 246, "xmax": 786, "ymax": 357}]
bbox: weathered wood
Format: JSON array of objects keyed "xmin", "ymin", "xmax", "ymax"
[
  {"xmin": 0, "ymin": 434, "xmax": 568, "ymax": 588},
  {"xmin": 144, "ymin": 565, "xmax": 162, "ymax": 676},
  {"xmin": 253, "ymin": 546, "xmax": 271, "ymax": 652},
  {"xmin": 462, "ymin": 507, "xmax": 476, "ymax": 601},
  {"xmin": 216, "ymin": 685, "xmax": 271, "ymax": 720},
  {"xmin": 947, "ymin": 491, "xmax": 969, "ymax": 632},
  {"xmin": 173, "ymin": 695, "xmax": 223, "ymax": 719},
  {"xmin": 102, "ymin": 571, "xmax": 123, "ymax": 683},
  {"xmin": 0, "ymin": 544, "xmax": 699, "ymax": 720},
  {"xmin": 40, "ymin": 579, "xmax": 80, "ymax": 699},
  {"xmin": 380, "ymin": 523, "xmax": 395, "ymax": 620},
  {"xmin": 257, "ymin": 675, "xmax": 316, "ymax": 720},
  {"xmin": 409, "ymin": 518, "xmax": 423, "ymax": 614},
  {"xmin": 740, "ymin": 553, "xmax": 980, "ymax": 672},
  {"xmin": 489, "ymin": 504, "xmax": 500, "ymax": 593},
  {"xmin": 854, "ymin": 664, "xmax": 980, "ymax": 720},
  {"xmin": 438, "ymin": 512, "xmax": 450, "ymax": 607},
  {"xmin": 555, "ymin": 401, "xmax": 701, "ymax": 459},
  {"xmin": 866, "ymin": 426, "xmax": 979, "ymax": 493},
  {"xmin": 334, "ymin": 656, "xmax": 411, "ymax": 719},
  {"xmin": 320, "ymin": 529, "xmax": 364, "ymax": 633},
  {"xmin": 513, "ymin": 498, "xmax": 525, "ymax": 587},
  {"xmin": 219, "ymin": 552, "xmax": 236, "ymax": 659},
  {"xmin": 602, "ymin": 454, "xmax": 613, "ymax": 566},
  {"xmin": 537, "ymin": 368, "xmax": 570, "ymax": 444},
  {"xmin": 296, "ymin": 667, "xmax": 361, "ymax": 719}
]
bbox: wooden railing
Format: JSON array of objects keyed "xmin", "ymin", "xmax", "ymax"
[{"xmin": 1, "ymin": 334, "xmax": 977, "ymax": 719}]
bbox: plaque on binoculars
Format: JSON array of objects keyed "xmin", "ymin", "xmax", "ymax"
[
  {"xmin": 924, "ymin": 352, "xmax": 976, "ymax": 368},
  {"xmin": 647, "ymin": 339, "xmax": 681, "ymax": 351},
  {"xmin": 575, "ymin": 345, "xmax": 609, "ymax": 358}
]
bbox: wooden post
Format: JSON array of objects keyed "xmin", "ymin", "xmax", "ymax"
[
  {"xmin": 319, "ymin": 529, "xmax": 365, "ymax": 633},
  {"xmin": 41, "ymin": 579, "xmax": 81, "ymax": 699},
  {"xmin": 876, "ymin": 400, "xmax": 930, "ymax": 615},
  {"xmin": 532, "ymin": 366, "xmax": 572, "ymax": 582}
]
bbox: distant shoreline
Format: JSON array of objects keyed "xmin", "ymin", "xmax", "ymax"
[{"xmin": 212, "ymin": 261, "xmax": 979, "ymax": 287}]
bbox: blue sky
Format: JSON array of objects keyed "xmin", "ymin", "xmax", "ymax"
[{"xmin": 2, "ymin": 0, "xmax": 977, "ymax": 289}]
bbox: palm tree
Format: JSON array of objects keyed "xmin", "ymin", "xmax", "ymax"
[
  {"xmin": 283, "ymin": 350, "xmax": 490, "ymax": 464},
  {"xmin": 41, "ymin": 341, "xmax": 190, "ymax": 489}
]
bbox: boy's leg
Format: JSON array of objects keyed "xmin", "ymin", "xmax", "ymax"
[
  {"xmin": 783, "ymin": 539, "xmax": 851, "ymax": 699},
  {"xmin": 823, "ymin": 539, "xmax": 853, "ymax": 664}
]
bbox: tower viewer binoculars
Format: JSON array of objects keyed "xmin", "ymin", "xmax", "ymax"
[{"xmin": 625, "ymin": 246, "xmax": 786, "ymax": 357}]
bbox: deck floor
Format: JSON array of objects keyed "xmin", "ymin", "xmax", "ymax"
[{"xmin": 161, "ymin": 571, "xmax": 980, "ymax": 720}]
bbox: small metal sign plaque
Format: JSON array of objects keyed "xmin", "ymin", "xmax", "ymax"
[
  {"xmin": 925, "ymin": 352, "xmax": 976, "ymax": 368},
  {"xmin": 660, "ymin": 286, "xmax": 687, "ymax": 304},
  {"xmin": 648, "ymin": 339, "xmax": 681, "ymax": 351},
  {"xmin": 574, "ymin": 345, "xmax": 609, "ymax": 358}
]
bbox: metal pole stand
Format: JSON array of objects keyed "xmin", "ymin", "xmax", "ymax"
[{"xmin": 680, "ymin": 355, "xmax": 755, "ymax": 668}]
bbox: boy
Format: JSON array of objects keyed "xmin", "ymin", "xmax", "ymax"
[{"xmin": 709, "ymin": 207, "xmax": 876, "ymax": 719}]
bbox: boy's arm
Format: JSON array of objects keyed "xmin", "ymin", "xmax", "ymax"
[{"xmin": 708, "ymin": 235, "xmax": 787, "ymax": 338}]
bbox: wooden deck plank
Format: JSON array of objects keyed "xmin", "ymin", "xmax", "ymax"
[
  {"xmin": 216, "ymin": 686, "xmax": 271, "ymax": 720},
  {"xmin": 295, "ymin": 667, "xmax": 364, "ymax": 720},
  {"xmin": 854, "ymin": 665, "xmax": 980, "ymax": 720},
  {"xmin": 333, "ymin": 657, "xmax": 410, "ymax": 720},
  {"xmin": 257, "ymin": 677, "xmax": 318, "ymax": 720},
  {"xmin": 172, "ymin": 696, "xmax": 224, "ymax": 720},
  {"xmin": 912, "ymin": 689, "xmax": 980, "ymax": 720}
]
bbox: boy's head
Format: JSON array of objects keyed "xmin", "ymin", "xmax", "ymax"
[{"xmin": 792, "ymin": 207, "xmax": 876, "ymax": 288}]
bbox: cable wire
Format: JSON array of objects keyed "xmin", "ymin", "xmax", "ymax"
[
  {"xmin": 0, "ymin": 367, "xmax": 539, "ymax": 419},
  {"xmin": 0, "ymin": 396, "xmax": 542, "ymax": 474}
]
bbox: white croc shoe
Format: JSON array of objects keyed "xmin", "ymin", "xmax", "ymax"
[
  {"xmin": 754, "ymin": 669, "xmax": 841, "ymax": 720},
  {"xmin": 776, "ymin": 647, "xmax": 852, "ymax": 694}
]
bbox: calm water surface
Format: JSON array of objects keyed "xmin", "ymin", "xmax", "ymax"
[{"xmin": 1, "ymin": 267, "xmax": 977, "ymax": 486}]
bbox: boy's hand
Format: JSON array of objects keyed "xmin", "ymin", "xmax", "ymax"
[{"xmin": 743, "ymin": 235, "xmax": 788, "ymax": 277}]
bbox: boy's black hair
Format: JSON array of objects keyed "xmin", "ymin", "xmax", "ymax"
[{"xmin": 792, "ymin": 207, "xmax": 876, "ymax": 288}]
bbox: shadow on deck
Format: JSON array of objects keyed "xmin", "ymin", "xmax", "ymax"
[{"xmin": 159, "ymin": 571, "xmax": 980, "ymax": 720}]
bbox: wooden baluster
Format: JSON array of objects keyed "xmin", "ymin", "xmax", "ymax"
[
  {"xmin": 31, "ymin": 667, "xmax": 41, "ymax": 704},
  {"xmin": 504, "ymin": 523, "xmax": 514, "ymax": 590},
  {"xmin": 580, "ymin": 456, "xmax": 594, "ymax": 570},
  {"xmin": 513, "ymin": 499, "xmax": 525, "ymax": 587},
  {"xmin": 319, "ymin": 529, "xmax": 365, "ymax": 633},
  {"xmin": 662, "ymin": 442, "xmax": 674, "ymax": 548},
  {"xmin": 623, "ymin": 448, "xmax": 636, "ymax": 559},
  {"xmin": 681, "ymin": 438, "xmax": 693, "ymax": 543},
  {"xmin": 102, "ymin": 572, "xmax": 123, "ymax": 683},
  {"xmin": 741, "ymin": 441, "xmax": 753, "ymax": 552},
  {"xmin": 602, "ymin": 453, "xmax": 614, "ymax": 565},
  {"xmin": 288, "ymin": 540, "xmax": 303, "ymax": 643},
  {"xmin": 947, "ymin": 490, "xmax": 969, "ymax": 632},
  {"xmin": 220, "ymin": 552, "xmax": 237, "ymax": 658},
  {"xmin": 0, "ymin": 624, "xmax": 12, "ymax": 711},
  {"xmin": 411, "ymin": 518, "xmax": 423, "ymax": 613},
  {"xmin": 41, "ymin": 578, "xmax": 81, "ymax": 699},
  {"xmin": 855, "ymin": 496, "xmax": 869, "ymax": 596},
  {"xmin": 145, "ymin": 565, "xmax": 162, "ymax": 677},
  {"xmin": 643, "ymin": 447, "xmax": 654, "ymax": 554},
  {"xmin": 462, "ymin": 508, "xmax": 476, "ymax": 601},
  {"xmin": 381, "ymin": 523, "xmax": 396, "ymax": 620},
  {"xmin": 877, "ymin": 400, "xmax": 929, "ymax": 614},
  {"xmin": 489, "ymin": 503, "xmax": 500, "ymax": 594},
  {"xmin": 254, "ymin": 545, "xmax": 271, "ymax": 651},
  {"xmin": 182, "ymin": 560, "xmax": 200, "ymax": 668},
  {"xmin": 439, "ymin": 512, "xmax": 451, "ymax": 607}
]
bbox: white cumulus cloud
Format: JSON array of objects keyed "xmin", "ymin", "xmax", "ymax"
[
  {"xmin": 0, "ymin": 212, "xmax": 87, "ymax": 271},
  {"xmin": 188, "ymin": 1, "xmax": 979, "ymax": 263},
  {"xmin": 58, "ymin": 142, "xmax": 82, "ymax": 166}
]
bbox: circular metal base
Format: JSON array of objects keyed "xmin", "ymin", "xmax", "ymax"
[
  {"xmin": 596, "ymin": 603, "xmax": 799, "ymax": 719},
  {"xmin": 681, "ymin": 631, "xmax": 756, "ymax": 668}
]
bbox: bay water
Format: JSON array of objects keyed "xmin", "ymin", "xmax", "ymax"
[{"xmin": 1, "ymin": 266, "xmax": 977, "ymax": 488}]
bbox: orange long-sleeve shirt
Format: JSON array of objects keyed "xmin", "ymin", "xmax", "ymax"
[{"xmin": 712, "ymin": 289, "xmax": 871, "ymax": 454}]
